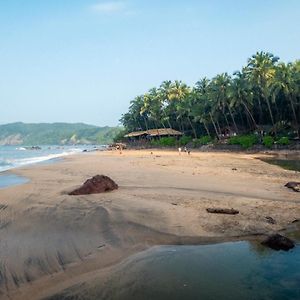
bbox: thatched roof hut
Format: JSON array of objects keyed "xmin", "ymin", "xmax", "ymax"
[
  {"xmin": 125, "ymin": 128, "xmax": 183, "ymax": 138},
  {"xmin": 124, "ymin": 130, "xmax": 148, "ymax": 138}
]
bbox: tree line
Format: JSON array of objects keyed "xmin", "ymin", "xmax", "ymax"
[{"xmin": 120, "ymin": 52, "xmax": 300, "ymax": 139}]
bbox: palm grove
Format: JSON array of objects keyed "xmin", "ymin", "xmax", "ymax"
[{"xmin": 120, "ymin": 52, "xmax": 300, "ymax": 146}]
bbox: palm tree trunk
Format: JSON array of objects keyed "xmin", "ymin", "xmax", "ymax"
[
  {"xmin": 257, "ymin": 98, "xmax": 264, "ymax": 124},
  {"xmin": 210, "ymin": 113, "xmax": 219, "ymax": 139},
  {"xmin": 187, "ymin": 116, "xmax": 197, "ymax": 138},
  {"xmin": 216, "ymin": 120, "xmax": 222, "ymax": 136},
  {"xmin": 222, "ymin": 110, "xmax": 230, "ymax": 128},
  {"xmin": 264, "ymin": 95, "xmax": 276, "ymax": 133},
  {"xmin": 143, "ymin": 117, "xmax": 149, "ymax": 131},
  {"xmin": 227, "ymin": 104, "xmax": 239, "ymax": 133},
  {"xmin": 289, "ymin": 95, "xmax": 300, "ymax": 138},
  {"xmin": 203, "ymin": 121, "xmax": 211, "ymax": 137},
  {"xmin": 242, "ymin": 102, "xmax": 257, "ymax": 129}
]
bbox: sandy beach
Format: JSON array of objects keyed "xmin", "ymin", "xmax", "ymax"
[{"xmin": 0, "ymin": 149, "xmax": 299, "ymax": 299}]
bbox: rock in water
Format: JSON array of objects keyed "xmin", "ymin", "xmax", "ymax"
[
  {"xmin": 69, "ymin": 175, "xmax": 118, "ymax": 195},
  {"xmin": 285, "ymin": 182, "xmax": 300, "ymax": 192},
  {"xmin": 261, "ymin": 234, "xmax": 295, "ymax": 251}
]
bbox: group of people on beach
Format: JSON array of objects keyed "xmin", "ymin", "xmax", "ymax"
[{"xmin": 178, "ymin": 147, "xmax": 191, "ymax": 155}]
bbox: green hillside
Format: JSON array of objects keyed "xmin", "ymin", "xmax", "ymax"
[{"xmin": 0, "ymin": 122, "xmax": 122, "ymax": 145}]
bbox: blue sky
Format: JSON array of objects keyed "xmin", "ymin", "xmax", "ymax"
[{"xmin": 0, "ymin": 0, "xmax": 299, "ymax": 126}]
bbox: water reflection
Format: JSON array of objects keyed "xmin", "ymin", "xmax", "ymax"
[
  {"xmin": 260, "ymin": 156, "xmax": 300, "ymax": 172},
  {"xmin": 0, "ymin": 174, "xmax": 29, "ymax": 189},
  {"xmin": 49, "ymin": 240, "xmax": 300, "ymax": 300}
]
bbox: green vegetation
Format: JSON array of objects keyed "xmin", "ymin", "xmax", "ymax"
[
  {"xmin": 263, "ymin": 136, "xmax": 274, "ymax": 148},
  {"xmin": 151, "ymin": 137, "xmax": 177, "ymax": 147},
  {"xmin": 178, "ymin": 136, "xmax": 192, "ymax": 146},
  {"xmin": 120, "ymin": 52, "xmax": 300, "ymax": 144},
  {"xmin": 0, "ymin": 122, "xmax": 122, "ymax": 145},
  {"xmin": 193, "ymin": 136, "xmax": 213, "ymax": 146},
  {"xmin": 228, "ymin": 135, "xmax": 258, "ymax": 149},
  {"xmin": 277, "ymin": 136, "xmax": 290, "ymax": 145}
]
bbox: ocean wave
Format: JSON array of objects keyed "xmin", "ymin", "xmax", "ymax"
[
  {"xmin": 0, "ymin": 148, "xmax": 83, "ymax": 172},
  {"xmin": 0, "ymin": 159, "xmax": 13, "ymax": 172}
]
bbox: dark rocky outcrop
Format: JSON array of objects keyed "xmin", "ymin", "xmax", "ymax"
[
  {"xmin": 206, "ymin": 208, "xmax": 239, "ymax": 215},
  {"xmin": 265, "ymin": 216, "xmax": 276, "ymax": 224},
  {"xmin": 285, "ymin": 182, "xmax": 300, "ymax": 192},
  {"xmin": 261, "ymin": 234, "xmax": 295, "ymax": 251},
  {"xmin": 69, "ymin": 175, "xmax": 118, "ymax": 195}
]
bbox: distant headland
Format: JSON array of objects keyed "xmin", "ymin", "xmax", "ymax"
[{"xmin": 0, "ymin": 122, "xmax": 122, "ymax": 145}]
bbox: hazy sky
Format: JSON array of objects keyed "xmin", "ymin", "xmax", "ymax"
[{"xmin": 0, "ymin": 0, "xmax": 299, "ymax": 126}]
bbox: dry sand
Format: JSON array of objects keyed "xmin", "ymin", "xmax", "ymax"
[{"xmin": 0, "ymin": 149, "xmax": 299, "ymax": 299}]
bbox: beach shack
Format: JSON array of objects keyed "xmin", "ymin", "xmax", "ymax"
[{"xmin": 124, "ymin": 128, "xmax": 183, "ymax": 144}]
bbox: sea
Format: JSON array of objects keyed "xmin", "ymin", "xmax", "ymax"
[{"xmin": 0, "ymin": 145, "xmax": 103, "ymax": 188}]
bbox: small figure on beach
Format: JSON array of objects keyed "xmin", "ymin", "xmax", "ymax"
[
  {"xmin": 115, "ymin": 144, "xmax": 123, "ymax": 154},
  {"xmin": 184, "ymin": 147, "xmax": 190, "ymax": 155},
  {"xmin": 178, "ymin": 147, "xmax": 182, "ymax": 155}
]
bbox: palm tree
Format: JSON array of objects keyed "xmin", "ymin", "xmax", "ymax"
[
  {"xmin": 271, "ymin": 63, "xmax": 299, "ymax": 137},
  {"xmin": 168, "ymin": 80, "xmax": 191, "ymax": 133},
  {"xmin": 246, "ymin": 51, "xmax": 279, "ymax": 129},
  {"xmin": 231, "ymin": 70, "xmax": 257, "ymax": 130},
  {"xmin": 210, "ymin": 73, "xmax": 239, "ymax": 133},
  {"xmin": 158, "ymin": 81, "xmax": 173, "ymax": 128},
  {"xmin": 192, "ymin": 78, "xmax": 212, "ymax": 137},
  {"xmin": 141, "ymin": 88, "xmax": 166, "ymax": 129},
  {"xmin": 121, "ymin": 52, "xmax": 299, "ymax": 140}
]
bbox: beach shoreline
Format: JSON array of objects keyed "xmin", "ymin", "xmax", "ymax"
[{"xmin": 0, "ymin": 149, "xmax": 299, "ymax": 299}]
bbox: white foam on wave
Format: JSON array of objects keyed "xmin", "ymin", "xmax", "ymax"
[{"xmin": 0, "ymin": 148, "xmax": 83, "ymax": 172}]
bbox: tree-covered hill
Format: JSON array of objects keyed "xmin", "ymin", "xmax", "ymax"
[
  {"xmin": 0, "ymin": 122, "xmax": 122, "ymax": 145},
  {"xmin": 120, "ymin": 52, "xmax": 300, "ymax": 140}
]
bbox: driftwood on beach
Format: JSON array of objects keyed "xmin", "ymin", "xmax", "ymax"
[{"xmin": 206, "ymin": 208, "xmax": 239, "ymax": 215}]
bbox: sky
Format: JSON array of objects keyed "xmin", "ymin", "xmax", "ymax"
[{"xmin": 0, "ymin": 0, "xmax": 299, "ymax": 127}]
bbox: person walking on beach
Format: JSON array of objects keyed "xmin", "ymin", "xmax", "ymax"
[{"xmin": 178, "ymin": 147, "xmax": 182, "ymax": 155}]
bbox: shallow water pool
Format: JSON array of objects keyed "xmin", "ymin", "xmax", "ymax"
[
  {"xmin": 0, "ymin": 174, "xmax": 29, "ymax": 189},
  {"xmin": 260, "ymin": 157, "xmax": 300, "ymax": 172},
  {"xmin": 50, "ymin": 240, "xmax": 300, "ymax": 300}
]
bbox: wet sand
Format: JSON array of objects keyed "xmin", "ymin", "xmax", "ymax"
[{"xmin": 0, "ymin": 149, "xmax": 299, "ymax": 299}]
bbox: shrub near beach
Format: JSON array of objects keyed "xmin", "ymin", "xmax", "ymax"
[{"xmin": 228, "ymin": 135, "xmax": 258, "ymax": 149}]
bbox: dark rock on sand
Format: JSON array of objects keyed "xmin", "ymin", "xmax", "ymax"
[
  {"xmin": 261, "ymin": 234, "xmax": 295, "ymax": 251},
  {"xmin": 285, "ymin": 182, "xmax": 300, "ymax": 192},
  {"xmin": 206, "ymin": 208, "xmax": 239, "ymax": 215},
  {"xmin": 69, "ymin": 175, "xmax": 118, "ymax": 195},
  {"xmin": 265, "ymin": 216, "xmax": 276, "ymax": 224}
]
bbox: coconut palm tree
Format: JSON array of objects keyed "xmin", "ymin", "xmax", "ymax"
[
  {"xmin": 246, "ymin": 51, "xmax": 279, "ymax": 129},
  {"xmin": 230, "ymin": 70, "xmax": 257, "ymax": 130},
  {"xmin": 271, "ymin": 62, "xmax": 299, "ymax": 137}
]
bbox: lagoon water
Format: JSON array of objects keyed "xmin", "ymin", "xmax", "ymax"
[
  {"xmin": 261, "ymin": 157, "xmax": 300, "ymax": 172},
  {"xmin": 52, "ymin": 240, "xmax": 300, "ymax": 300}
]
